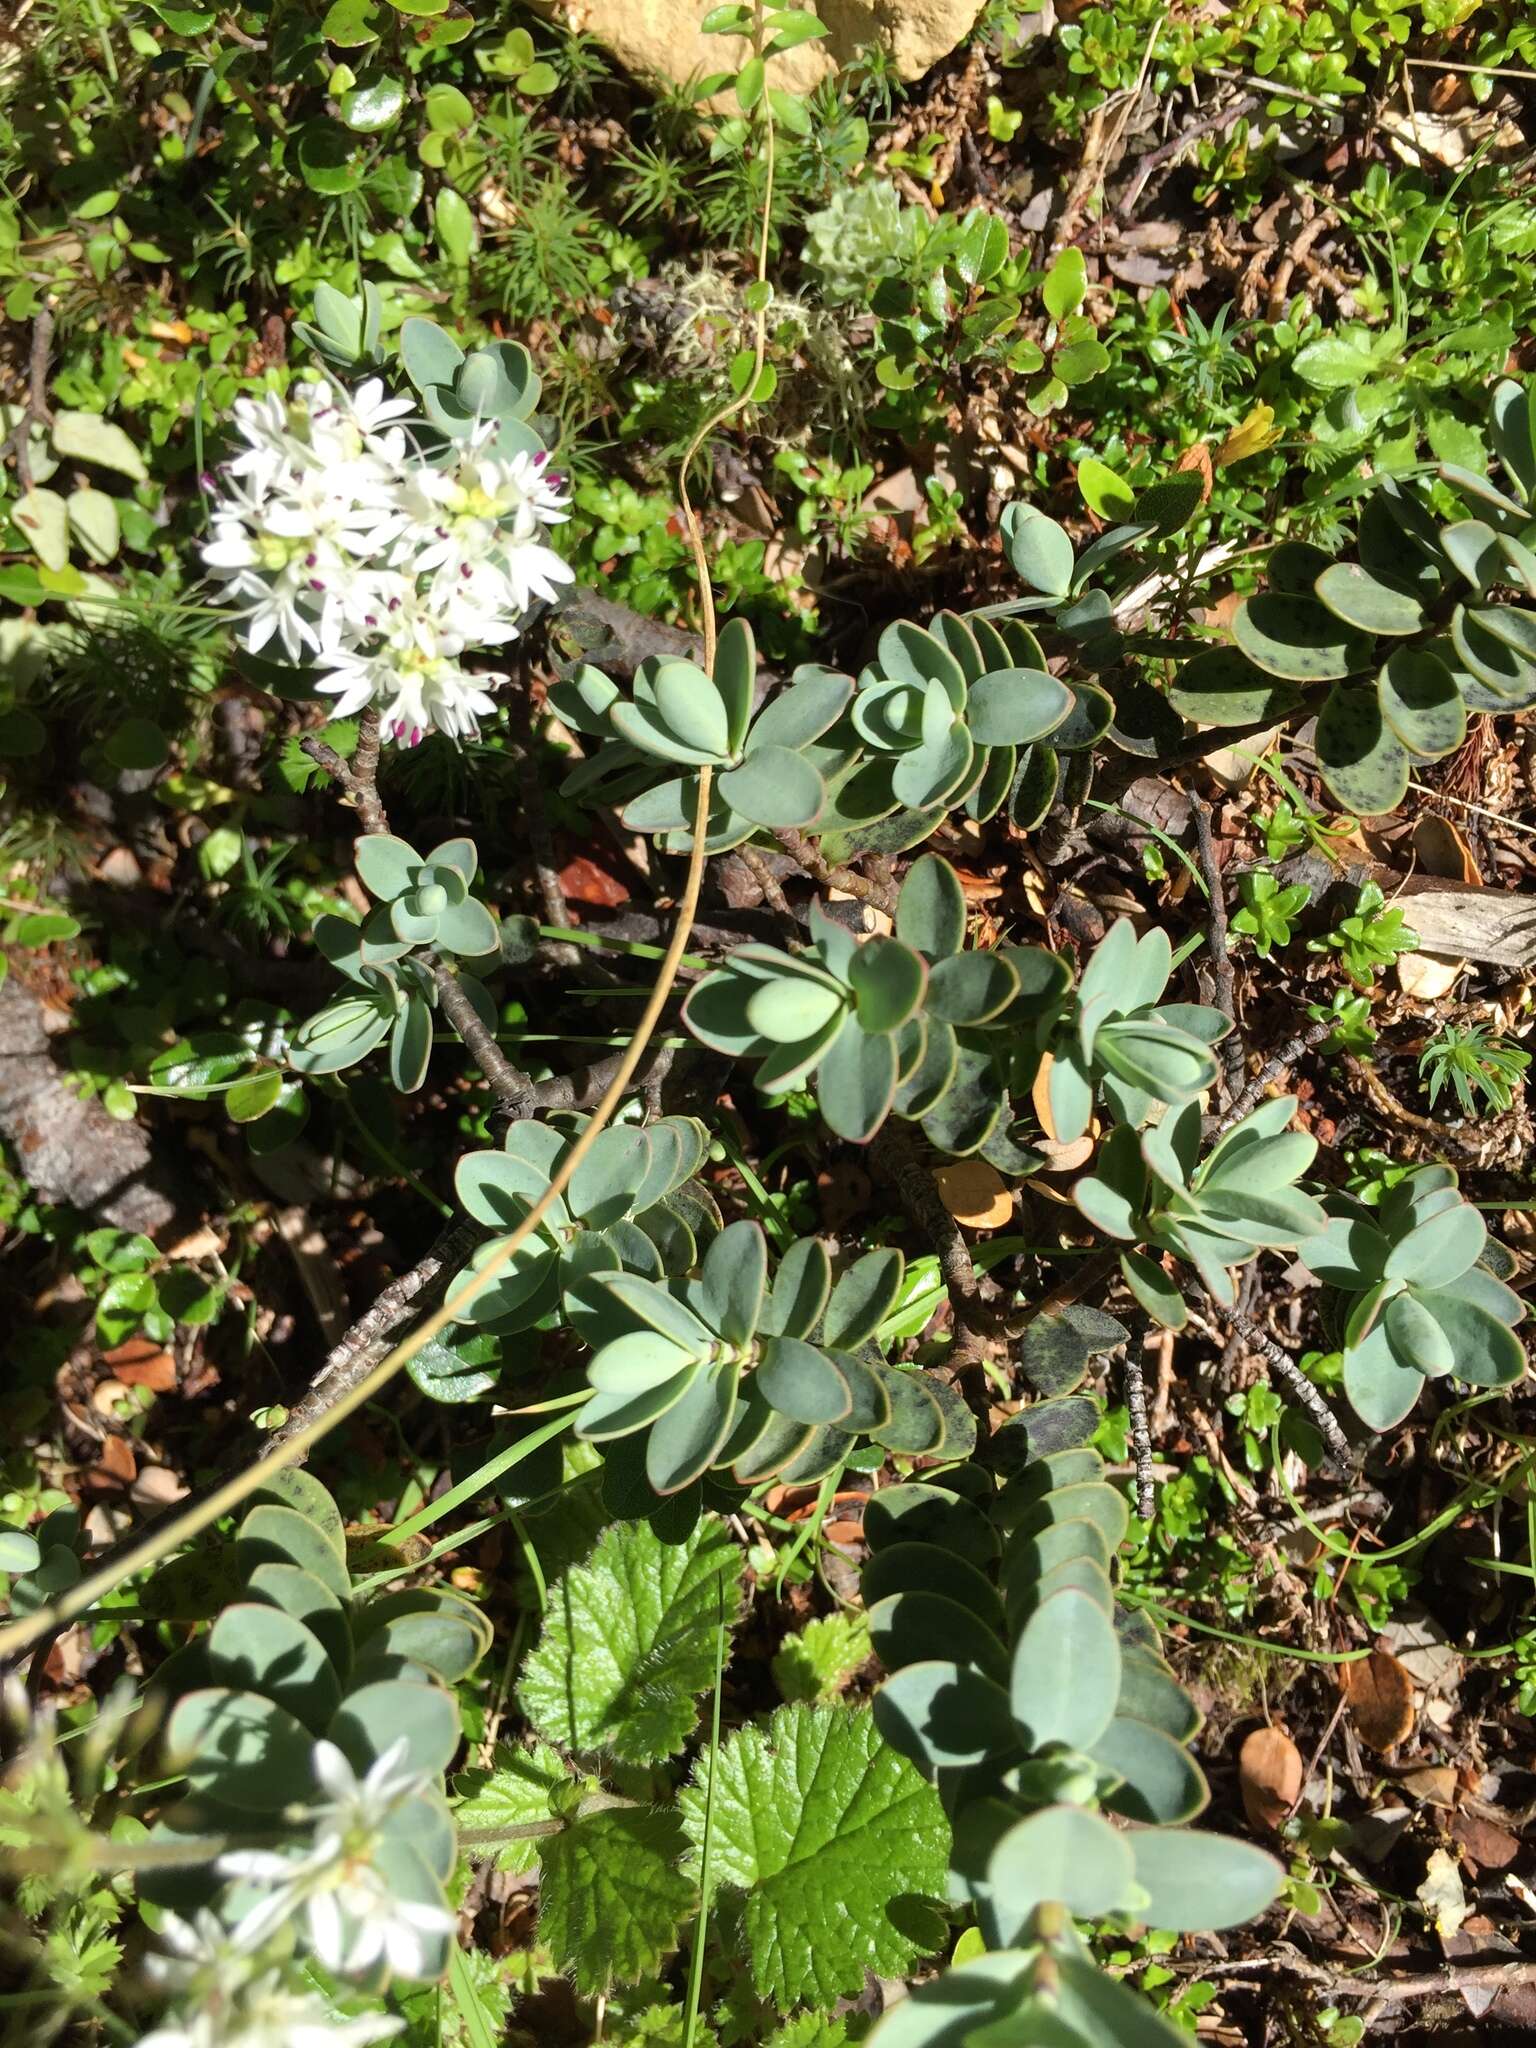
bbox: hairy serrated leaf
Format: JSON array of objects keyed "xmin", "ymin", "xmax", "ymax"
[
  {"xmin": 678, "ymin": 1704, "xmax": 949, "ymax": 2011},
  {"xmin": 539, "ymin": 1804, "xmax": 696, "ymax": 1994},
  {"xmin": 519, "ymin": 1516, "xmax": 742, "ymax": 1762},
  {"xmin": 452, "ymin": 1740, "xmax": 570, "ymax": 1875}
]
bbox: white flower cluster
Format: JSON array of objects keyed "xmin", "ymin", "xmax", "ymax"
[
  {"xmin": 136, "ymin": 1739, "xmax": 450, "ymax": 2048},
  {"xmin": 218, "ymin": 1736, "xmax": 454, "ymax": 1978},
  {"xmin": 202, "ymin": 374, "xmax": 572, "ymax": 744}
]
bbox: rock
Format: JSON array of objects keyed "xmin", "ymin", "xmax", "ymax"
[
  {"xmin": 541, "ymin": 0, "xmax": 984, "ymax": 95},
  {"xmin": 0, "ymin": 976, "xmax": 191, "ymax": 1236}
]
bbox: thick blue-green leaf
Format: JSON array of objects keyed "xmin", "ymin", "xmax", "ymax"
[
  {"xmin": 1010, "ymin": 1588, "xmax": 1120, "ymax": 1751},
  {"xmin": 1130, "ymin": 1830, "xmax": 1282, "ymax": 1931},
  {"xmin": 816, "ymin": 1016, "xmax": 899, "ymax": 1142},
  {"xmin": 718, "ymin": 745, "xmax": 824, "ymax": 828},
  {"xmin": 985, "ymin": 1805, "xmax": 1134, "ymax": 1941},
  {"xmin": 165, "ymin": 1688, "xmax": 316, "ymax": 1810},
  {"xmin": 699, "ymin": 1217, "xmax": 768, "ymax": 1344},
  {"xmin": 896, "ymin": 853, "xmax": 967, "ymax": 960}
]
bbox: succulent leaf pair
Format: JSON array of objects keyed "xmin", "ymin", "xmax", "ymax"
[
  {"xmin": 450, "ymin": 1116, "xmax": 716, "ymax": 1332},
  {"xmin": 1186, "ymin": 376, "xmax": 1536, "ymax": 815},
  {"xmin": 289, "ymin": 940, "xmax": 440, "ymax": 1094},
  {"xmin": 576, "ymin": 1218, "xmax": 970, "ymax": 1496},
  {"xmin": 350, "ymin": 833, "xmax": 499, "ymax": 960},
  {"xmin": 289, "ymin": 834, "xmax": 499, "ymax": 1092},
  {"xmin": 398, "ymin": 316, "xmax": 546, "ymax": 460},
  {"xmin": 866, "ymin": 1397, "xmax": 1281, "ymax": 1970},
  {"xmin": 996, "ymin": 472, "xmax": 1203, "ymax": 648},
  {"xmin": 1035, "ymin": 917, "xmax": 1230, "ymax": 1144},
  {"xmin": 1073, "ymin": 1095, "xmax": 1325, "ymax": 1317},
  {"xmin": 549, "ymin": 617, "xmax": 852, "ymax": 851},
  {"xmin": 1298, "ymin": 1165, "xmax": 1526, "ymax": 1428}
]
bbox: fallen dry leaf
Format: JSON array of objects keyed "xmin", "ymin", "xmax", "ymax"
[
  {"xmin": 1239, "ymin": 1724, "xmax": 1303, "ymax": 1832},
  {"xmin": 1176, "ymin": 441, "xmax": 1214, "ymax": 503},
  {"xmin": 130, "ymin": 1465, "xmax": 188, "ymax": 1509},
  {"xmin": 933, "ymin": 1159, "xmax": 1012, "ymax": 1230},
  {"xmin": 1401, "ymin": 1764, "xmax": 1458, "ymax": 1808},
  {"xmin": 1032, "ymin": 1131, "xmax": 1095, "ymax": 1174},
  {"xmin": 557, "ymin": 854, "xmax": 630, "ymax": 907},
  {"xmin": 110, "ymin": 1350, "xmax": 177, "ymax": 1394},
  {"xmin": 1032, "ymin": 1052, "xmax": 1059, "ymax": 1142},
  {"xmin": 1340, "ymin": 1646, "xmax": 1416, "ymax": 1751},
  {"xmin": 1397, "ymin": 950, "xmax": 1464, "ymax": 1001},
  {"xmin": 1413, "ymin": 814, "xmax": 1480, "ymax": 884},
  {"xmin": 89, "ymin": 1435, "xmax": 137, "ymax": 1488},
  {"xmin": 1204, "ymin": 723, "xmax": 1285, "ymax": 790},
  {"xmin": 1452, "ymin": 1811, "xmax": 1521, "ymax": 1871}
]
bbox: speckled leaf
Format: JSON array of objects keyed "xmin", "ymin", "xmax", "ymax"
[
  {"xmin": 1376, "ymin": 647, "xmax": 1465, "ymax": 760},
  {"xmin": 1233, "ymin": 594, "xmax": 1372, "ymax": 682},
  {"xmin": 1450, "ymin": 607, "xmax": 1536, "ymax": 705},
  {"xmin": 1167, "ymin": 647, "xmax": 1301, "ymax": 727},
  {"xmin": 1314, "ymin": 562, "xmax": 1424, "ymax": 637},
  {"xmin": 1314, "ymin": 685, "xmax": 1410, "ymax": 815}
]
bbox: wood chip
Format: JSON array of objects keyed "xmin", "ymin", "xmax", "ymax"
[
  {"xmin": 1238, "ymin": 1724, "xmax": 1303, "ymax": 1832},
  {"xmin": 1393, "ymin": 885, "xmax": 1536, "ymax": 968},
  {"xmin": 933, "ymin": 1160, "xmax": 1012, "ymax": 1230},
  {"xmin": 1340, "ymin": 1646, "xmax": 1416, "ymax": 1751}
]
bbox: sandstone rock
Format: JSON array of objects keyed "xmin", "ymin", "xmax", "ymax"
[{"xmin": 540, "ymin": 0, "xmax": 984, "ymax": 96}]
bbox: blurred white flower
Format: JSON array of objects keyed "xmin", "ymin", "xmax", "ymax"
[
  {"xmin": 138, "ymin": 1970, "xmax": 402, "ymax": 2048},
  {"xmin": 143, "ymin": 1909, "xmax": 262, "ymax": 1997},
  {"xmin": 218, "ymin": 1738, "xmax": 454, "ymax": 1981},
  {"xmin": 202, "ymin": 373, "xmax": 568, "ymax": 742}
]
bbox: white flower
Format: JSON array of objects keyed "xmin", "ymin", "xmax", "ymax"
[
  {"xmin": 217, "ymin": 1737, "xmax": 454, "ymax": 1981},
  {"xmin": 309, "ymin": 1736, "xmax": 434, "ymax": 1834},
  {"xmin": 339, "ymin": 375, "xmax": 418, "ymax": 440},
  {"xmin": 138, "ymin": 1971, "xmax": 402, "ymax": 2048},
  {"xmin": 497, "ymin": 533, "xmax": 575, "ymax": 613},
  {"xmin": 143, "ymin": 1910, "xmax": 262, "ymax": 1998},
  {"xmin": 202, "ymin": 371, "xmax": 571, "ymax": 742},
  {"xmin": 317, "ymin": 583, "xmax": 506, "ymax": 742}
]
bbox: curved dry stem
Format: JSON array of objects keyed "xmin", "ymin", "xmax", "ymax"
[
  {"xmin": 0, "ymin": 773, "xmax": 714, "ymax": 1665},
  {"xmin": 0, "ymin": 33, "xmax": 781, "ymax": 1671}
]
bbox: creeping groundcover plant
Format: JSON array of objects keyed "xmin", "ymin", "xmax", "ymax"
[{"xmin": 2, "ymin": 10, "xmax": 1534, "ymax": 2048}]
